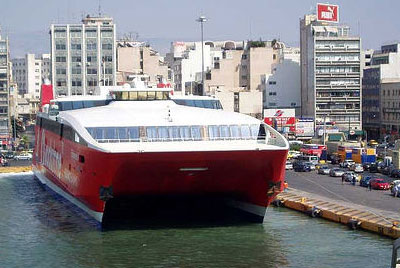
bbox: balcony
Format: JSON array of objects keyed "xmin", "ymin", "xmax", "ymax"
[
  {"xmin": 315, "ymin": 72, "xmax": 360, "ymax": 78},
  {"xmin": 316, "ymin": 96, "xmax": 360, "ymax": 102},
  {"xmin": 315, "ymin": 46, "xmax": 360, "ymax": 53}
]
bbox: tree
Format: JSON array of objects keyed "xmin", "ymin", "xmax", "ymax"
[
  {"xmin": 11, "ymin": 116, "xmax": 25, "ymax": 138},
  {"xmin": 19, "ymin": 135, "xmax": 29, "ymax": 150}
]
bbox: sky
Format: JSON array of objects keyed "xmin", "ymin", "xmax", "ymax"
[{"xmin": 1, "ymin": 0, "xmax": 399, "ymax": 57}]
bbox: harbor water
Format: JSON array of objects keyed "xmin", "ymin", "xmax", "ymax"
[{"xmin": 0, "ymin": 173, "xmax": 393, "ymax": 268}]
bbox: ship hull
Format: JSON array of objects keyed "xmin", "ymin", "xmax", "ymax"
[{"xmin": 33, "ymin": 127, "xmax": 287, "ymax": 224}]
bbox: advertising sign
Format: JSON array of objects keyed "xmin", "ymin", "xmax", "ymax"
[
  {"xmin": 263, "ymin": 109, "xmax": 296, "ymax": 134},
  {"xmin": 295, "ymin": 118, "xmax": 314, "ymax": 137},
  {"xmin": 317, "ymin": 3, "xmax": 339, "ymax": 23}
]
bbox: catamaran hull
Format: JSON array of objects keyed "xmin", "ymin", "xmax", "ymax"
[{"xmin": 33, "ymin": 128, "xmax": 287, "ymax": 224}]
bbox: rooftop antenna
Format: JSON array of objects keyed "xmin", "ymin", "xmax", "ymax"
[{"xmin": 98, "ymin": 0, "xmax": 102, "ymax": 17}]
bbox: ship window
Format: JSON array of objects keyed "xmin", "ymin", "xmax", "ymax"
[
  {"xmin": 180, "ymin": 126, "xmax": 191, "ymax": 141},
  {"xmin": 203, "ymin": 100, "xmax": 213, "ymax": 109},
  {"xmin": 129, "ymin": 91, "xmax": 138, "ymax": 100},
  {"xmin": 147, "ymin": 91, "xmax": 156, "ymax": 100},
  {"xmin": 138, "ymin": 91, "xmax": 147, "ymax": 101},
  {"xmin": 169, "ymin": 126, "xmax": 180, "ymax": 140},
  {"xmin": 191, "ymin": 126, "xmax": 202, "ymax": 141},
  {"xmin": 128, "ymin": 127, "xmax": 139, "ymax": 140},
  {"xmin": 208, "ymin": 125, "xmax": 220, "ymax": 140},
  {"xmin": 146, "ymin": 127, "xmax": 157, "ymax": 141},
  {"xmin": 158, "ymin": 127, "xmax": 169, "ymax": 140},
  {"xmin": 84, "ymin": 101, "xmax": 94, "ymax": 108},
  {"xmin": 250, "ymin": 124, "xmax": 259, "ymax": 139},
  {"xmin": 220, "ymin": 125, "xmax": 230, "ymax": 139},
  {"xmin": 104, "ymin": 128, "xmax": 117, "ymax": 140},
  {"xmin": 62, "ymin": 102, "xmax": 72, "ymax": 111},
  {"xmin": 73, "ymin": 101, "xmax": 84, "ymax": 109},
  {"xmin": 122, "ymin": 91, "xmax": 129, "ymax": 100},
  {"xmin": 94, "ymin": 128, "xmax": 104, "ymax": 140},
  {"xmin": 230, "ymin": 125, "xmax": 240, "ymax": 139},
  {"xmin": 117, "ymin": 128, "xmax": 128, "ymax": 140},
  {"xmin": 240, "ymin": 125, "xmax": 251, "ymax": 139},
  {"xmin": 194, "ymin": 100, "xmax": 205, "ymax": 108}
]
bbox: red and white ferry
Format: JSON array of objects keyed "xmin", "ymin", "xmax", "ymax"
[{"xmin": 33, "ymin": 81, "xmax": 288, "ymax": 223}]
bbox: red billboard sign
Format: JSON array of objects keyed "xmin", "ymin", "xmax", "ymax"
[{"xmin": 317, "ymin": 3, "xmax": 339, "ymax": 23}]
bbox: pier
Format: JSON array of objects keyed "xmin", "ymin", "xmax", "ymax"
[{"xmin": 274, "ymin": 188, "xmax": 400, "ymax": 239}]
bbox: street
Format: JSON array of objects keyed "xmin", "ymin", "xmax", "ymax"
[{"xmin": 285, "ymin": 168, "xmax": 400, "ymax": 215}]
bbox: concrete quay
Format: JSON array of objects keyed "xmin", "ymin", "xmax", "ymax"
[{"xmin": 274, "ymin": 188, "xmax": 400, "ymax": 239}]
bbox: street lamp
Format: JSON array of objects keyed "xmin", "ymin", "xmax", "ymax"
[{"xmin": 196, "ymin": 15, "xmax": 207, "ymax": 96}]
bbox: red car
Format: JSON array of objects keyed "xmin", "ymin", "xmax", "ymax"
[{"xmin": 370, "ymin": 178, "xmax": 390, "ymax": 190}]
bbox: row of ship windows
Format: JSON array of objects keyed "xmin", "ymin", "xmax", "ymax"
[{"xmin": 86, "ymin": 125, "xmax": 264, "ymax": 143}]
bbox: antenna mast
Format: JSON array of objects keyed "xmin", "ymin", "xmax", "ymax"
[{"xmin": 98, "ymin": 0, "xmax": 102, "ymax": 16}]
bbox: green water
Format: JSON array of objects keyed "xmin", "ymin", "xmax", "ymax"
[{"xmin": 0, "ymin": 173, "xmax": 393, "ymax": 267}]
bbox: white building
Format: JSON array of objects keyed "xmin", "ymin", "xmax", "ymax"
[
  {"xmin": 262, "ymin": 45, "xmax": 301, "ymax": 114},
  {"xmin": 50, "ymin": 15, "xmax": 116, "ymax": 97},
  {"xmin": 300, "ymin": 14, "xmax": 362, "ymax": 131},
  {"xmin": 12, "ymin": 54, "xmax": 50, "ymax": 99}
]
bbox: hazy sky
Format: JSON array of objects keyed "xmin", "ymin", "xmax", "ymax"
[{"xmin": 1, "ymin": 0, "xmax": 399, "ymax": 57}]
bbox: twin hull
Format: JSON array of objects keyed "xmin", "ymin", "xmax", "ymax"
[{"xmin": 33, "ymin": 126, "xmax": 287, "ymax": 223}]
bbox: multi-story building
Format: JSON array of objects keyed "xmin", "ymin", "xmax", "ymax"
[
  {"xmin": 167, "ymin": 40, "xmax": 279, "ymax": 118},
  {"xmin": 0, "ymin": 30, "xmax": 10, "ymax": 142},
  {"xmin": 262, "ymin": 44, "xmax": 301, "ymax": 114},
  {"xmin": 12, "ymin": 53, "xmax": 50, "ymax": 99},
  {"xmin": 50, "ymin": 15, "xmax": 116, "ymax": 97},
  {"xmin": 381, "ymin": 79, "xmax": 400, "ymax": 140},
  {"xmin": 116, "ymin": 41, "xmax": 170, "ymax": 86},
  {"xmin": 362, "ymin": 44, "xmax": 400, "ymax": 140},
  {"xmin": 300, "ymin": 14, "xmax": 362, "ymax": 132}
]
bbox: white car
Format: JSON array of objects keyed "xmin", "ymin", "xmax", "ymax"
[
  {"xmin": 285, "ymin": 161, "xmax": 293, "ymax": 170},
  {"xmin": 350, "ymin": 164, "xmax": 364, "ymax": 173},
  {"xmin": 14, "ymin": 153, "xmax": 32, "ymax": 160},
  {"xmin": 340, "ymin": 160, "xmax": 355, "ymax": 168}
]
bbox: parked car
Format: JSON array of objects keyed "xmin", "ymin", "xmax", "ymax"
[
  {"xmin": 381, "ymin": 165, "xmax": 395, "ymax": 176},
  {"xmin": 359, "ymin": 176, "xmax": 373, "ymax": 187},
  {"xmin": 370, "ymin": 178, "xmax": 390, "ymax": 190},
  {"xmin": 14, "ymin": 153, "xmax": 32, "ymax": 161},
  {"xmin": 391, "ymin": 182, "xmax": 400, "ymax": 197},
  {"xmin": 285, "ymin": 161, "xmax": 293, "ymax": 170},
  {"xmin": 342, "ymin": 171, "xmax": 360, "ymax": 182},
  {"xmin": 317, "ymin": 165, "xmax": 331, "ymax": 175},
  {"xmin": 369, "ymin": 163, "xmax": 379, "ymax": 173},
  {"xmin": 304, "ymin": 162, "xmax": 316, "ymax": 171},
  {"xmin": 4, "ymin": 151, "xmax": 15, "ymax": 159},
  {"xmin": 349, "ymin": 164, "xmax": 364, "ymax": 173},
  {"xmin": 340, "ymin": 159, "xmax": 355, "ymax": 168},
  {"xmin": 293, "ymin": 161, "xmax": 311, "ymax": 172},
  {"xmin": 377, "ymin": 162, "xmax": 386, "ymax": 173},
  {"xmin": 390, "ymin": 169, "xmax": 400, "ymax": 178},
  {"xmin": 362, "ymin": 162, "xmax": 372, "ymax": 171},
  {"xmin": 329, "ymin": 168, "xmax": 345, "ymax": 177}
]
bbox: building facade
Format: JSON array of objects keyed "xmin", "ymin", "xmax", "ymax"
[
  {"xmin": 300, "ymin": 14, "xmax": 362, "ymax": 132},
  {"xmin": 116, "ymin": 41, "xmax": 170, "ymax": 86},
  {"xmin": 263, "ymin": 45, "xmax": 301, "ymax": 114},
  {"xmin": 12, "ymin": 54, "xmax": 50, "ymax": 99},
  {"xmin": 362, "ymin": 44, "xmax": 400, "ymax": 140},
  {"xmin": 0, "ymin": 30, "xmax": 10, "ymax": 141},
  {"xmin": 50, "ymin": 16, "xmax": 116, "ymax": 97}
]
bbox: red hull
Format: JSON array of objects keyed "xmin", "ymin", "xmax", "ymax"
[{"xmin": 33, "ymin": 126, "xmax": 287, "ymax": 222}]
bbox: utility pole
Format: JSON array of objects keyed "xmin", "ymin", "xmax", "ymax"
[
  {"xmin": 323, "ymin": 115, "xmax": 327, "ymax": 146},
  {"xmin": 196, "ymin": 15, "xmax": 207, "ymax": 96}
]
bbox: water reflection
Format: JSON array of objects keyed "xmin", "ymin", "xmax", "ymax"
[{"xmin": 0, "ymin": 173, "xmax": 393, "ymax": 268}]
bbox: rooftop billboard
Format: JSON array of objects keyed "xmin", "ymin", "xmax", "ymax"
[{"xmin": 317, "ymin": 3, "xmax": 339, "ymax": 23}]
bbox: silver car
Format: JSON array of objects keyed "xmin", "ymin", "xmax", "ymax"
[
  {"xmin": 318, "ymin": 165, "xmax": 331, "ymax": 175},
  {"xmin": 329, "ymin": 168, "xmax": 345, "ymax": 177}
]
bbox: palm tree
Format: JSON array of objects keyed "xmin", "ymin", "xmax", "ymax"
[{"xmin": 19, "ymin": 135, "xmax": 29, "ymax": 150}]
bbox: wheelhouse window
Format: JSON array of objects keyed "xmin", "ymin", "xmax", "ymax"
[
  {"xmin": 86, "ymin": 124, "xmax": 267, "ymax": 143},
  {"xmin": 112, "ymin": 91, "xmax": 169, "ymax": 101}
]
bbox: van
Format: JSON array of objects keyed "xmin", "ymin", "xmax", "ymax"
[{"xmin": 297, "ymin": 155, "xmax": 319, "ymax": 165}]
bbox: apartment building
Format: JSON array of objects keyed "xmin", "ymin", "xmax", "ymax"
[
  {"xmin": 50, "ymin": 15, "xmax": 116, "ymax": 97},
  {"xmin": 300, "ymin": 14, "xmax": 362, "ymax": 132},
  {"xmin": 362, "ymin": 44, "xmax": 400, "ymax": 140},
  {"xmin": 166, "ymin": 40, "xmax": 280, "ymax": 117},
  {"xmin": 116, "ymin": 41, "xmax": 170, "ymax": 86},
  {"xmin": 0, "ymin": 30, "xmax": 10, "ymax": 140},
  {"xmin": 262, "ymin": 44, "xmax": 301, "ymax": 114},
  {"xmin": 12, "ymin": 54, "xmax": 50, "ymax": 99}
]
